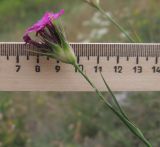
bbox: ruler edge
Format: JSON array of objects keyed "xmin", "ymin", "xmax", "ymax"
[
  {"xmin": 1, "ymin": 42, "xmax": 160, "ymax": 57},
  {"xmin": 1, "ymin": 42, "xmax": 160, "ymax": 45}
]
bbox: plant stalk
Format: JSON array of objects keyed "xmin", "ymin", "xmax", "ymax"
[
  {"xmin": 74, "ymin": 63, "xmax": 152, "ymax": 147},
  {"xmin": 95, "ymin": 6, "xmax": 136, "ymax": 43}
]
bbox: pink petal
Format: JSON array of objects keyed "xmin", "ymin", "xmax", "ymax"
[
  {"xmin": 24, "ymin": 9, "xmax": 64, "ymax": 35},
  {"xmin": 23, "ymin": 34, "xmax": 31, "ymax": 43},
  {"xmin": 52, "ymin": 9, "xmax": 64, "ymax": 19}
]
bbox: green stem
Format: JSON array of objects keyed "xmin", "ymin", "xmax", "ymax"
[
  {"xmin": 74, "ymin": 63, "xmax": 152, "ymax": 147},
  {"xmin": 100, "ymin": 72, "xmax": 128, "ymax": 119},
  {"xmin": 93, "ymin": 4, "xmax": 136, "ymax": 43}
]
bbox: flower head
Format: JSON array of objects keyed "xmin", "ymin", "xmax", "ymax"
[
  {"xmin": 23, "ymin": 10, "xmax": 76, "ymax": 65},
  {"xmin": 83, "ymin": 0, "xmax": 100, "ymax": 8}
]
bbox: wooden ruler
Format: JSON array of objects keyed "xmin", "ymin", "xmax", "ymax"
[{"xmin": 0, "ymin": 42, "xmax": 160, "ymax": 91}]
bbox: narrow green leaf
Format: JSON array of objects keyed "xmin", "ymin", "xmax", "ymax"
[{"xmin": 100, "ymin": 72, "xmax": 128, "ymax": 119}]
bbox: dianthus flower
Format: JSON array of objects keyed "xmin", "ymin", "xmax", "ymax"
[{"xmin": 23, "ymin": 9, "xmax": 76, "ymax": 65}]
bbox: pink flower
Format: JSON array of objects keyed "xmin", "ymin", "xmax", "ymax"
[
  {"xmin": 23, "ymin": 9, "xmax": 76, "ymax": 65},
  {"xmin": 23, "ymin": 9, "xmax": 64, "ymax": 42}
]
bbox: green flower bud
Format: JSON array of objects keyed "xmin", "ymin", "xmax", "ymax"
[
  {"xmin": 92, "ymin": 0, "xmax": 99, "ymax": 6},
  {"xmin": 50, "ymin": 43, "xmax": 77, "ymax": 65},
  {"xmin": 84, "ymin": 0, "xmax": 100, "ymax": 7}
]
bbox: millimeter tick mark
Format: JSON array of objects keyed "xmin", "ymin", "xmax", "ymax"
[
  {"xmin": 136, "ymin": 56, "xmax": 139, "ymax": 64},
  {"xmin": 155, "ymin": 56, "xmax": 158, "ymax": 64},
  {"xmin": 117, "ymin": 56, "xmax": 119, "ymax": 64}
]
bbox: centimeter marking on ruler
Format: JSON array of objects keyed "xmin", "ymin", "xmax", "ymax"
[{"xmin": 0, "ymin": 42, "xmax": 160, "ymax": 57}]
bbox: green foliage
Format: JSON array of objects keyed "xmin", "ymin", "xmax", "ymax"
[
  {"xmin": 0, "ymin": 92, "xmax": 159, "ymax": 147},
  {"xmin": 0, "ymin": 92, "xmax": 28, "ymax": 147},
  {"xmin": 130, "ymin": 2, "xmax": 160, "ymax": 42},
  {"xmin": 0, "ymin": 0, "xmax": 81, "ymax": 38}
]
